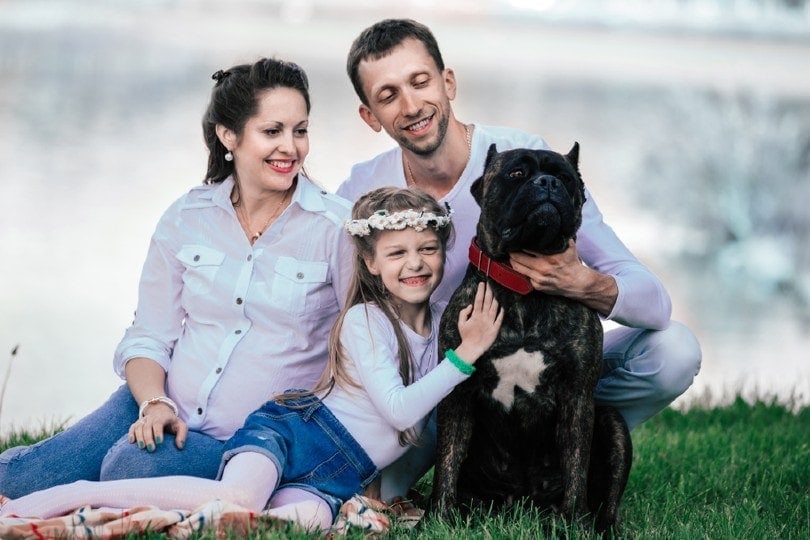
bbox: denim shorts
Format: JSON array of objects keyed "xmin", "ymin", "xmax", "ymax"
[{"xmin": 220, "ymin": 391, "xmax": 378, "ymax": 518}]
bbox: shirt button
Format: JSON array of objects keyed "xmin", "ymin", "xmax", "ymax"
[
  {"xmin": 296, "ymin": 272, "xmax": 304, "ymax": 280},
  {"xmin": 197, "ymin": 407, "xmax": 203, "ymax": 415},
  {"xmin": 320, "ymin": 190, "xmax": 327, "ymax": 195},
  {"xmin": 236, "ymin": 298, "xmax": 243, "ymax": 305},
  {"xmin": 235, "ymin": 329, "xmax": 242, "ymax": 335},
  {"xmin": 216, "ymin": 367, "xmax": 222, "ymax": 374},
  {"xmin": 247, "ymin": 254, "xmax": 252, "ymax": 262},
  {"xmin": 193, "ymin": 255, "xmax": 200, "ymax": 262}
]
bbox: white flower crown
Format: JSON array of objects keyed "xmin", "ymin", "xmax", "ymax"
[{"xmin": 344, "ymin": 206, "xmax": 453, "ymax": 237}]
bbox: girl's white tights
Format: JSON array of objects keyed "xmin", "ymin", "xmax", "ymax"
[
  {"xmin": 266, "ymin": 486, "xmax": 335, "ymax": 530},
  {"xmin": 0, "ymin": 452, "xmax": 333, "ymax": 530}
]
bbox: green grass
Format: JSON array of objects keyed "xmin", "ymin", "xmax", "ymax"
[
  {"xmin": 621, "ymin": 398, "xmax": 809, "ymax": 539},
  {"xmin": 2, "ymin": 398, "xmax": 808, "ymax": 539}
]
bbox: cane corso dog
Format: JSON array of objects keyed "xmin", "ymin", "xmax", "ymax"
[{"xmin": 431, "ymin": 143, "xmax": 632, "ymax": 532}]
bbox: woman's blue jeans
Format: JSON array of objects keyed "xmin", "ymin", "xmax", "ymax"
[{"xmin": 0, "ymin": 385, "xmax": 225, "ymax": 498}]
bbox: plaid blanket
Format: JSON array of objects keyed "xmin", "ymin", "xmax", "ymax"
[{"xmin": 0, "ymin": 494, "xmax": 397, "ymax": 539}]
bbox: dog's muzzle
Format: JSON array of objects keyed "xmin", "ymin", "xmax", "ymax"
[{"xmin": 498, "ymin": 175, "xmax": 576, "ymax": 253}]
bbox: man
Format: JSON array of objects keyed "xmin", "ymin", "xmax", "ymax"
[{"xmin": 338, "ymin": 18, "xmax": 701, "ymax": 503}]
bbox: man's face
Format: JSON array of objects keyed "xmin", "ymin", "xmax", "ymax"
[{"xmin": 357, "ymin": 38, "xmax": 457, "ymax": 157}]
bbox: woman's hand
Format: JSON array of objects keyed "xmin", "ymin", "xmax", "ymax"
[
  {"xmin": 124, "ymin": 357, "xmax": 188, "ymax": 451},
  {"xmin": 454, "ymin": 282, "xmax": 504, "ymax": 365},
  {"xmin": 128, "ymin": 402, "xmax": 188, "ymax": 452}
]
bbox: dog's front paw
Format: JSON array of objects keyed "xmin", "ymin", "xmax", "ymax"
[{"xmin": 428, "ymin": 490, "xmax": 457, "ymax": 520}]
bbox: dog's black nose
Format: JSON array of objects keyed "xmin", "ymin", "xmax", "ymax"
[{"xmin": 533, "ymin": 175, "xmax": 560, "ymax": 189}]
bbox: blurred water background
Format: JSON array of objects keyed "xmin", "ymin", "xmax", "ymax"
[{"xmin": 1, "ymin": 0, "xmax": 809, "ymax": 434}]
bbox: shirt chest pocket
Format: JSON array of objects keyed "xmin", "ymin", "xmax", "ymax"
[
  {"xmin": 176, "ymin": 245, "xmax": 226, "ymax": 296},
  {"xmin": 272, "ymin": 256, "xmax": 331, "ymax": 315}
]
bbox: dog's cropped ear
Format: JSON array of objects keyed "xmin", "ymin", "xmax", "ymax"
[
  {"xmin": 471, "ymin": 144, "xmax": 499, "ymax": 206},
  {"xmin": 484, "ymin": 143, "xmax": 498, "ymax": 171},
  {"xmin": 565, "ymin": 142, "xmax": 580, "ymax": 171},
  {"xmin": 566, "ymin": 142, "xmax": 586, "ymax": 203},
  {"xmin": 470, "ymin": 175, "xmax": 484, "ymax": 205}
]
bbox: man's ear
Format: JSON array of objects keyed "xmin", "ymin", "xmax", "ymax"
[
  {"xmin": 215, "ymin": 124, "xmax": 236, "ymax": 150},
  {"xmin": 358, "ymin": 104, "xmax": 382, "ymax": 133},
  {"xmin": 443, "ymin": 68, "xmax": 457, "ymax": 100}
]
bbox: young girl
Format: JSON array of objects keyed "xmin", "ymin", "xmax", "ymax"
[{"xmin": 0, "ymin": 187, "xmax": 503, "ymax": 532}]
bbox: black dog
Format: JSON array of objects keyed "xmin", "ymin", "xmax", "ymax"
[{"xmin": 430, "ymin": 143, "xmax": 632, "ymax": 532}]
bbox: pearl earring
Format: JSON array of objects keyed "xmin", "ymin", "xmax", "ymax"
[{"xmin": 225, "ymin": 151, "xmax": 234, "ymax": 162}]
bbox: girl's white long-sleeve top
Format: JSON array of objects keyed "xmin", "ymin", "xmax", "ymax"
[{"xmin": 323, "ymin": 302, "xmax": 467, "ymax": 469}]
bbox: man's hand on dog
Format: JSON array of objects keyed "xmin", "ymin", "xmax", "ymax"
[
  {"xmin": 509, "ymin": 240, "xmax": 618, "ymax": 316},
  {"xmin": 455, "ymin": 282, "xmax": 504, "ymax": 365}
]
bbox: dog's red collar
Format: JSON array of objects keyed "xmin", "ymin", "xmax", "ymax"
[{"xmin": 468, "ymin": 237, "xmax": 533, "ymax": 295}]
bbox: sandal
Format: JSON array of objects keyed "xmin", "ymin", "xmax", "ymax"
[
  {"xmin": 331, "ymin": 494, "xmax": 391, "ymax": 536},
  {"xmin": 388, "ymin": 494, "xmax": 424, "ymax": 528}
]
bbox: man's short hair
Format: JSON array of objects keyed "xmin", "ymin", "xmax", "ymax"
[{"xmin": 347, "ymin": 18, "xmax": 445, "ymax": 106}]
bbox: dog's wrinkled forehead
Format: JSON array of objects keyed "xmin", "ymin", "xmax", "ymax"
[
  {"xmin": 492, "ymin": 150, "xmax": 574, "ymax": 184},
  {"xmin": 471, "ymin": 144, "xmax": 583, "ymax": 207}
]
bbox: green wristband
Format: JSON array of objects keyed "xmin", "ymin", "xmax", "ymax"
[{"xmin": 445, "ymin": 349, "xmax": 476, "ymax": 376}]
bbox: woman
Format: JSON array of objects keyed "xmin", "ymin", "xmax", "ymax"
[{"xmin": 0, "ymin": 58, "xmax": 353, "ymax": 499}]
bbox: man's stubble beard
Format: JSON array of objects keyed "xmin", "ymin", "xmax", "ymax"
[{"xmin": 397, "ymin": 110, "xmax": 449, "ymax": 158}]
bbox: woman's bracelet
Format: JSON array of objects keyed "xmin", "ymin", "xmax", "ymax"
[
  {"xmin": 138, "ymin": 396, "xmax": 179, "ymax": 418},
  {"xmin": 445, "ymin": 349, "xmax": 476, "ymax": 376}
]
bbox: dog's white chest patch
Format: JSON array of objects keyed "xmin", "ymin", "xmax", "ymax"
[{"xmin": 491, "ymin": 349, "xmax": 547, "ymax": 409}]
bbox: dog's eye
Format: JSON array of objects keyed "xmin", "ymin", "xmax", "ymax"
[{"xmin": 509, "ymin": 169, "xmax": 525, "ymax": 178}]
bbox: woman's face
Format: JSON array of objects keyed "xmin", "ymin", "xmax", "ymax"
[{"xmin": 227, "ymin": 87, "xmax": 310, "ymax": 194}]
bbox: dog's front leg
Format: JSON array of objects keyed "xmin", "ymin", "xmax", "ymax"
[
  {"xmin": 556, "ymin": 393, "xmax": 595, "ymax": 520},
  {"xmin": 430, "ymin": 383, "xmax": 476, "ymax": 517}
]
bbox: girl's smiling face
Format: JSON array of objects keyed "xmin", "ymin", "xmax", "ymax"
[{"xmin": 365, "ymin": 227, "xmax": 445, "ymax": 314}]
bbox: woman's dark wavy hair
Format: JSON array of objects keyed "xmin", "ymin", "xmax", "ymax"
[
  {"xmin": 347, "ymin": 18, "xmax": 445, "ymax": 106},
  {"xmin": 202, "ymin": 58, "xmax": 310, "ymax": 184}
]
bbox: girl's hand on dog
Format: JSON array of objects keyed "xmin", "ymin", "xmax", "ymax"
[{"xmin": 455, "ymin": 282, "xmax": 504, "ymax": 365}]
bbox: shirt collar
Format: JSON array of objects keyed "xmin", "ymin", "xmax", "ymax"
[
  {"xmin": 294, "ymin": 175, "xmax": 328, "ymax": 214},
  {"xmin": 184, "ymin": 176, "xmax": 237, "ymax": 214}
]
